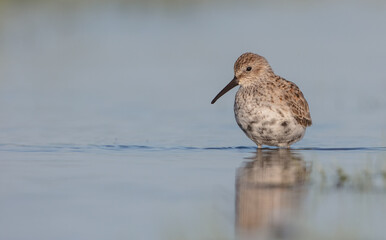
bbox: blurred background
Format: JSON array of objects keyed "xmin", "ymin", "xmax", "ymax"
[
  {"xmin": 1, "ymin": 1, "xmax": 386, "ymax": 240},
  {"xmin": 1, "ymin": 0, "xmax": 386, "ymax": 148}
]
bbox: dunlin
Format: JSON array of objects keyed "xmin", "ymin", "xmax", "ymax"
[{"xmin": 211, "ymin": 52, "xmax": 312, "ymax": 148}]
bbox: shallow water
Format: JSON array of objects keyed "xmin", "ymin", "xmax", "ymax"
[{"xmin": 1, "ymin": 0, "xmax": 386, "ymax": 239}]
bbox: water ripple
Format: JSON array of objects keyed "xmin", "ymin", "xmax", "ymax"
[{"xmin": 0, "ymin": 144, "xmax": 385, "ymax": 153}]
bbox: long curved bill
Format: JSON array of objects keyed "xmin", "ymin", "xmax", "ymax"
[{"xmin": 211, "ymin": 76, "xmax": 239, "ymax": 104}]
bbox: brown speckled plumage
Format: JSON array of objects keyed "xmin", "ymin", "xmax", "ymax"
[
  {"xmin": 274, "ymin": 76, "xmax": 312, "ymax": 127},
  {"xmin": 211, "ymin": 52, "xmax": 312, "ymax": 148}
]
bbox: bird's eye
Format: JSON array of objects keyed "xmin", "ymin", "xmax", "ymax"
[{"xmin": 246, "ymin": 66, "xmax": 252, "ymax": 71}]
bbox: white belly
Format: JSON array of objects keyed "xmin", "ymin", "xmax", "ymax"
[{"xmin": 234, "ymin": 103, "xmax": 305, "ymax": 147}]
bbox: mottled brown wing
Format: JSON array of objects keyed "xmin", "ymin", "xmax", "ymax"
[{"xmin": 281, "ymin": 79, "xmax": 312, "ymax": 127}]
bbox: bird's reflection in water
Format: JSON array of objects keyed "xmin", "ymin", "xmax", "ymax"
[{"xmin": 235, "ymin": 149, "xmax": 311, "ymax": 239}]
